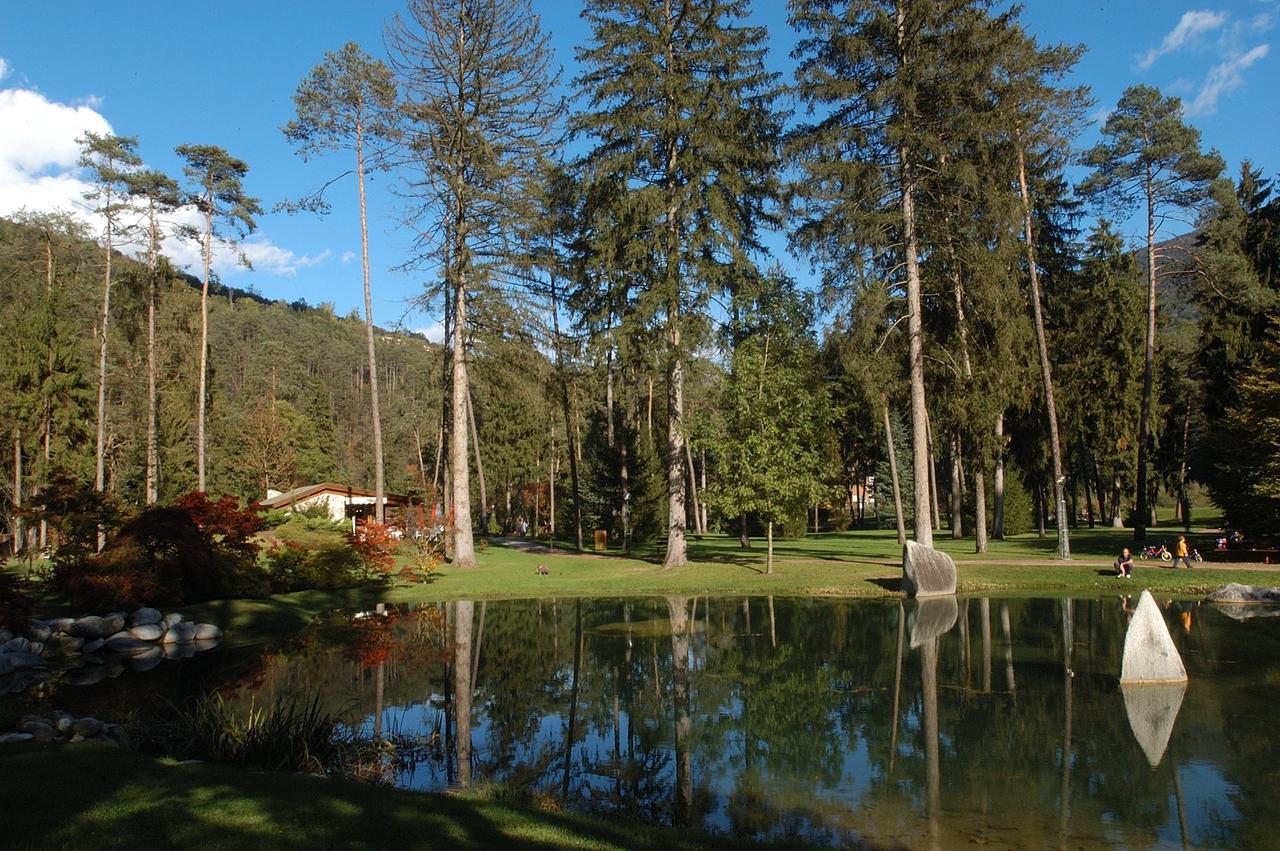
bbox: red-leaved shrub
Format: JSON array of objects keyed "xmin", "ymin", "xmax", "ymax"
[{"xmin": 350, "ymin": 520, "xmax": 398, "ymax": 579}]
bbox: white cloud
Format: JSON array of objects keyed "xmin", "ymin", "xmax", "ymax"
[
  {"xmin": 0, "ymin": 79, "xmax": 324, "ymax": 282},
  {"xmin": 414, "ymin": 321, "xmax": 445, "ymax": 343},
  {"xmin": 1186, "ymin": 43, "xmax": 1271, "ymax": 115},
  {"xmin": 341, "ymin": 250, "xmax": 356, "ymax": 263},
  {"xmin": 0, "ymin": 58, "xmax": 9, "ymax": 82},
  {"xmin": 1138, "ymin": 10, "xmax": 1228, "ymax": 69}
]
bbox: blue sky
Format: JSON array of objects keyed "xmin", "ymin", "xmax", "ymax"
[{"xmin": 1, "ymin": 1, "xmax": 1275, "ymax": 337}]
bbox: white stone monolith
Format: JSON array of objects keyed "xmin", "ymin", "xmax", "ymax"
[
  {"xmin": 1120, "ymin": 590, "xmax": 1187, "ymax": 684},
  {"xmin": 902, "ymin": 541, "xmax": 957, "ymax": 598}
]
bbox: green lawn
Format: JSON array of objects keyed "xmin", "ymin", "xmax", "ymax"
[{"xmin": 1, "ymin": 743, "xmax": 806, "ymax": 851}]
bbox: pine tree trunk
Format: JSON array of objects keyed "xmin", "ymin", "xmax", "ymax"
[
  {"xmin": 1179, "ymin": 403, "xmax": 1192, "ymax": 531},
  {"xmin": 356, "ymin": 121, "xmax": 386, "ymax": 524},
  {"xmin": 926, "ymin": 411, "xmax": 942, "ymax": 532},
  {"xmin": 1133, "ymin": 166, "xmax": 1158, "ymax": 544},
  {"xmin": 94, "ymin": 213, "xmax": 113, "ymax": 551},
  {"xmin": 993, "ymin": 413, "xmax": 1006, "ymax": 539},
  {"xmin": 664, "ymin": 340, "xmax": 688, "ymax": 567},
  {"xmin": 699, "ymin": 449, "xmax": 708, "ymax": 535},
  {"xmin": 450, "ymin": 263, "xmax": 476, "ymax": 566},
  {"xmin": 145, "ymin": 220, "xmax": 159, "ymax": 505},
  {"xmin": 1112, "ymin": 476, "xmax": 1125, "ymax": 528},
  {"xmin": 883, "ymin": 406, "xmax": 907, "ymax": 547},
  {"xmin": 467, "ymin": 386, "xmax": 489, "ymax": 537},
  {"xmin": 11, "ymin": 429, "xmax": 20, "ymax": 556},
  {"xmin": 667, "ymin": 596, "xmax": 693, "ymax": 828},
  {"xmin": 766, "ymin": 518, "xmax": 774, "ymax": 575},
  {"xmin": 197, "ymin": 204, "xmax": 211, "ymax": 492},
  {"xmin": 1017, "ymin": 141, "xmax": 1070, "ymax": 559},
  {"xmin": 549, "ymin": 276, "xmax": 582, "ymax": 550},
  {"xmin": 950, "ymin": 438, "xmax": 963, "ymax": 539},
  {"xmin": 605, "ymin": 345, "xmax": 616, "ymax": 449}
]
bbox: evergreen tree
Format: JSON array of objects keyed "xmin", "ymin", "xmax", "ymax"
[
  {"xmin": 78, "ymin": 132, "xmax": 141, "ymax": 514},
  {"xmin": 283, "ymin": 41, "xmax": 399, "ymax": 522},
  {"xmin": 174, "ymin": 144, "xmax": 262, "ymax": 493},
  {"xmin": 573, "ymin": 0, "xmax": 781, "ymax": 567},
  {"xmin": 389, "ymin": 0, "xmax": 561, "ymax": 567},
  {"xmin": 1080, "ymin": 84, "xmax": 1222, "ymax": 541}
]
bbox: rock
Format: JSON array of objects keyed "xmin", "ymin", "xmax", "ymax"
[
  {"xmin": 6, "ymin": 652, "xmax": 47, "ymax": 670},
  {"xmin": 104, "ymin": 660, "xmax": 125, "ymax": 679},
  {"xmin": 163, "ymin": 642, "xmax": 196, "ymax": 661},
  {"xmin": 20, "ymin": 721, "xmax": 54, "ymax": 744},
  {"xmin": 49, "ymin": 618, "xmax": 76, "ymax": 635},
  {"xmin": 910, "ymin": 596, "xmax": 959, "ymax": 647},
  {"xmin": 0, "ymin": 655, "xmax": 11, "ymax": 676},
  {"xmin": 128, "ymin": 648, "xmax": 164, "ymax": 671},
  {"xmin": 70, "ymin": 616, "xmax": 118, "ymax": 639},
  {"xmin": 162, "ymin": 622, "xmax": 197, "ymax": 644},
  {"xmin": 131, "ymin": 607, "xmax": 162, "ymax": 626},
  {"xmin": 72, "ymin": 717, "xmax": 104, "ymax": 738},
  {"xmin": 55, "ymin": 715, "xmax": 76, "ymax": 734},
  {"xmin": 1121, "ymin": 682, "xmax": 1187, "ymax": 767},
  {"xmin": 27, "ymin": 641, "xmax": 44, "ymax": 656},
  {"xmin": 27, "ymin": 622, "xmax": 52, "ymax": 642},
  {"xmin": 1120, "ymin": 590, "xmax": 1188, "ymax": 684},
  {"xmin": 4, "ymin": 637, "xmax": 32, "ymax": 653},
  {"xmin": 81, "ymin": 638, "xmax": 106, "ymax": 654},
  {"xmin": 0, "ymin": 733, "xmax": 34, "ymax": 745},
  {"xmin": 193, "ymin": 638, "xmax": 221, "ymax": 654},
  {"xmin": 128, "ymin": 624, "xmax": 164, "ymax": 641},
  {"xmin": 901, "ymin": 540, "xmax": 957, "ymax": 598},
  {"xmin": 69, "ymin": 734, "xmax": 85, "ymax": 743},
  {"xmin": 106, "ymin": 634, "xmax": 157, "ymax": 655},
  {"xmin": 161, "ymin": 613, "xmax": 185, "ymax": 629},
  {"xmin": 1206, "ymin": 583, "xmax": 1280, "ymax": 604},
  {"xmin": 193, "ymin": 623, "xmax": 223, "ymax": 641},
  {"xmin": 0, "ymin": 628, "xmax": 12, "ymax": 642},
  {"xmin": 45, "ymin": 635, "xmax": 85, "ymax": 655}
]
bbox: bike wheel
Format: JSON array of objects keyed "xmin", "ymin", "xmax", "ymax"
[{"xmin": 1161, "ymin": 552, "xmax": 1172, "ymax": 562}]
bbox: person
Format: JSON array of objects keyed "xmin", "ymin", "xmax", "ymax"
[
  {"xmin": 1173, "ymin": 534, "xmax": 1194, "ymax": 570},
  {"xmin": 1115, "ymin": 547, "xmax": 1135, "ymax": 578}
]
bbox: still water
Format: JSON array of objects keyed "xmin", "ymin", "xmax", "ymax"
[{"xmin": 13, "ymin": 595, "xmax": 1280, "ymax": 848}]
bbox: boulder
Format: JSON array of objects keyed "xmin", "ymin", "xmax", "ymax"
[
  {"xmin": 163, "ymin": 642, "xmax": 196, "ymax": 661},
  {"xmin": 128, "ymin": 648, "xmax": 164, "ymax": 671},
  {"xmin": 45, "ymin": 635, "xmax": 85, "ymax": 655},
  {"xmin": 0, "ymin": 733, "xmax": 34, "ymax": 745},
  {"xmin": 131, "ymin": 607, "xmax": 162, "ymax": 627},
  {"xmin": 0, "ymin": 628, "xmax": 12, "ymax": 642},
  {"xmin": 64, "ymin": 667, "xmax": 107, "ymax": 687},
  {"xmin": 193, "ymin": 624, "xmax": 223, "ymax": 641},
  {"xmin": 0, "ymin": 655, "xmax": 12, "ymax": 676},
  {"xmin": 128, "ymin": 624, "xmax": 164, "ymax": 641},
  {"xmin": 20, "ymin": 721, "xmax": 54, "ymax": 744},
  {"xmin": 72, "ymin": 717, "xmax": 104, "ymax": 738},
  {"xmin": 106, "ymin": 634, "xmax": 157, "ymax": 655},
  {"xmin": 161, "ymin": 613, "xmax": 185, "ymax": 629},
  {"xmin": 1206, "ymin": 583, "xmax": 1280, "ymax": 604},
  {"xmin": 162, "ymin": 622, "xmax": 197, "ymax": 645},
  {"xmin": 81, "ymin": 638, "xmax": 106, "ymax": 654},
  {"xmin": 1121, "ymin": 682, "xmax": 1186, "ymax": 767},
  {"xmin": 70, "ymin": 616, "xmax": 117, "ymax": 639},
  {"xmin": 54, "ymin": 715, "xmax": 76, "ymax": 734},
  {"xmin": 49, "ymin": 618, "xmax": 76, "ymax": 635},
  {"xmin": 1209, "ymin": 602, "xmax": 1280, "ymax": 621},
  {"xmin": 4, "ymin": 637, "xmax": 31, "ymax": 653},
  {"xmin": 910, "ymin": 596, "xmax": 959, "ymax": 648},
  {"xmin": 26, "ymin": 641, "xmax": 44, "ymax": 656},
  {"xmin": 6, "ymin": 652, "xmax": 47, "ymax": 670},
  {"xmin": 1120, "ymin": 590, "xmax": 1188, "ymax": 684},
  {"xmin": 27, "ymin": 621, "xmax": 52, "ymax": 642},
  {"xmin": 901, "ymin": 540, "xmax": 957, "ymax": 598}
]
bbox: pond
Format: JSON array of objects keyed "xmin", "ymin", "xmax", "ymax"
[{"xmin": 8, "ymin": 594, "xmax": 1280, "ymax": 848}]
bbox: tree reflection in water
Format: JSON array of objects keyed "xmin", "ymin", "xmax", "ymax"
[{"xmin": 170, "ymin": 595, "xmax": 1280, "ymax": 848}]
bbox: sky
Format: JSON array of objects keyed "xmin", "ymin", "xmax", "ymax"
[{"xmin": 1, "ymin": 1, "xmax": 1276, "ymax": 338}]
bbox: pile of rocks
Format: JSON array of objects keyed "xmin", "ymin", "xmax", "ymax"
[
  {"xmin": 0, "ymin": 608, "xmax": 223, "ymax": 692},
  {"xmin": 0, "ymin": 710, "xmax": 130, "ymax": 747}
]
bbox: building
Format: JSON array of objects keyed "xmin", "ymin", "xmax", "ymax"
[{"xmin": 260, "ymin": 483, "xmax": 411, "ymax": 523}]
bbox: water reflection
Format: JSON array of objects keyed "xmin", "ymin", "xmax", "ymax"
[{"xmin": 16, "ymin": 595, "xmax": 1278, "ymax": 848}]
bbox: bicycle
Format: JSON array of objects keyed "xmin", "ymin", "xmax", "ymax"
[{"xmin": 1139, "ymin": 544, "xmax": 1172, "ymax": 562}]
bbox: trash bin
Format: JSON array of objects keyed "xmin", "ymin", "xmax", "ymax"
[{"xmin": 593, "ymin": 529, "xmax": 607, "ymax": 551}]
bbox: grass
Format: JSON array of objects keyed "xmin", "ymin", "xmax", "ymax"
[{"xmin": 0, "ymin": 743, "xmax": 808, "ymax": 851}]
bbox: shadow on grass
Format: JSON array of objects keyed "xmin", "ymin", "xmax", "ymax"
[
  {"xmin": 866, "ymin": 577, "xmax": 903, "ymax": 593},
  {"xmin": 4, "ymin": 744, "xmax": 813, "ymax": 851}
]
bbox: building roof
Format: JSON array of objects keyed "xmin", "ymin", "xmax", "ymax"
[{"xmin": 259, "ymin": 482, "xmax": 410, "ymax": 509}]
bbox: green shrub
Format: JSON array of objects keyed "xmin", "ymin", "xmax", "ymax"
[{"xmin": 261, "ymin": 540, "xmax": 361, "ymax": 592}]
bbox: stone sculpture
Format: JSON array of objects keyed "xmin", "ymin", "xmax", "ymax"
[
  {"xmin": 902, "ymin": 540, "xmax": 957, "ymax": 598},
  {"xmin": 1119, "ymin": 590, "xmax": 1187, "ymax": 684}
]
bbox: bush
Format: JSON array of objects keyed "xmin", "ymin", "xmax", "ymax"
[
  {"xmin": 350, "ymin": 520, "xmax": 398, "ymax": 579},
  {"xmin": 261, "ymin": 540, "xmax": 361, "ymax": 592},
  {"xmin": 0, "ymin": 572, "xmax": 33, "ymax": 633},
  {"xmin": 56, "ymin": 504, "xmax": 269, "ymax": 611},
  {"xmin": 27, "ymin": 473, "xmax": 122, "ymax": 569}
]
